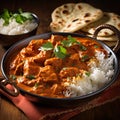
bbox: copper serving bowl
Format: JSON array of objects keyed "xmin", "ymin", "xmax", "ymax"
[{"xmin": 0, "ymin": 24, "xmax": 120, "ymax": 107}]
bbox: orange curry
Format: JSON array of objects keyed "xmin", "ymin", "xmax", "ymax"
[{"xmin": 9, "ymin": 35, "xmax": 107, "ymax": 98}]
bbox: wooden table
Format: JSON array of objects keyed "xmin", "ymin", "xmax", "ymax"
[{"xmin": 0, "ymin": 0, "xmax": 120, "ymax": 120}]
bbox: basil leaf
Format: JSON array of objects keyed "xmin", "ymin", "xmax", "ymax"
[
  {"xmin": 40, "ymin": 42, "xmax": 53, "ymax": 51},
  {"xmin": 54, "ymin": 45, "xmax": 67, "ymax": 59}
]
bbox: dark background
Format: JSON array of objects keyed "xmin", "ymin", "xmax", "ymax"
[
  {"xmin": 0, "ymin": 0, "xmax": 120, "ymax": 34},
  {"xmin": 0, "ymin": 0, "xmax": 120, "ymax": 13}
]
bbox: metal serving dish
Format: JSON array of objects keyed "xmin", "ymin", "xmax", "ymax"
[{"xmin": 0, "ymin": 24, "xmax": 120, "ymax": 107}]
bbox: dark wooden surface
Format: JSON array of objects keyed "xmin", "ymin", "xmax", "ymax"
[{"xmin": 0, "ymin": 0, "xmax": 120, "ymax": 120}]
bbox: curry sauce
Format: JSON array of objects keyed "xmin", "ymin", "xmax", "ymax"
[{"xmin": 9, "ymin": 35, "xmax": 107, "ymax": 98}]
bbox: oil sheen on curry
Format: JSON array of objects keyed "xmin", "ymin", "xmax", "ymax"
[{"xmin": 9, "ymin": 35, "xmax": 110, "ymax": 98}]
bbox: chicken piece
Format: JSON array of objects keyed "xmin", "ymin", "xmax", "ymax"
[
  {"xmin": 39, "ymin": 65, "xmax": 58, "ymax": 82},
  {"xmin": 33, "ymin": 50, "xmax": 52, "ymax": 65},
  {"xmin": 14, "ymin": 62, "xmax": 24, "ymax": 75},
  {"xmin": 23, "ymin": 78, "xmax": 42, "ymax": 87},
  {"xmin": 20, "ymin": 39, "xmax": 45, "ymax": 57},
  {"xmin": 20, "ymin": 48, "xmax": 34, "ymax": 58},
  {"xmin": 67, "ymin": 44, "xmax": 80, "ymax": 55},
  {"xmin": 49, "ymin": 35, "xmax": 64, "ymax": 45},
  {"xmin": 10, "ymin": 54, "xmax": 23, "ymax": 70},
  {"xmin": 44, "ymin": 57, "xmax": 62, "ymax": 72},
  {"xmin": 23, "ymin": 59, "xmax": 41, "ymax": 77},
  {"xmin": 63, "ymin": 53, "xmax": 80, "ymax": 67},
  {"xmin": 27, "ymin": 39, "xmax": 45, "ymax": 50},
  {"xmin": 63, "ymin": 53, "xmax": 88, "ymax": 70},
  {"xmin": 59, "ymin": 67, "xmax": 80, "ymax": 79}
]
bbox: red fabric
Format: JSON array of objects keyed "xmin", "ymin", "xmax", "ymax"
[{"xmin": 0, "ymin": 77, "xmax": 120, "ymax": 120}]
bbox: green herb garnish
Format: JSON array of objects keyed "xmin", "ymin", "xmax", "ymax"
[
  {"xmin": 39, "ymin": 41, "xmax": 67, "ymax": 59},
  {"xmin": 81, "ymin": 55, "xmax": 89, "ymax": 62},
  {"xmin": 54, "ymin": 45, "xmax": 67, "ymax": 59},
  {"xmin": 85, "ymin": 71, "xmax": 91, "ymax": 76},
  {"xmin": 26, "ymin": 75, "xmax": 35, "ymax": 80},
  {"xmin": 13, "ymin": 13, "xmax": 28, "ymax": 24},
  {"xmin": 10, "ymin": 75, "xmax": 16, "ymax": 80},
  {"xmin": 0, "ymin": 9, "xmax": 11, "ymax": 25},
  {"xmin": 62, "ymin": 35, "xmax": 80, "ymax": 47},
  {"xmin": 34, "ymin": 83, "xmax": 39, "ymax": 89},
  {"xmin": 10, "ymin": 74, "xmax": 16, "ymax": 80},
  {"xmin": 39, "ymin": 35, "xmax": 87, "ymax": 59},
  {"xmin": 80, "ymin": 45, "xmax": 87, "ymax": 51},
  {"xmin": 40, "ymin": 42, "xmax": 53, "ymax": 51},
  {"xmin": 0, "ymin": 8, "xmax": 33, "ymax": 26},
  {"xmin": 94, "ymin": 45, "xmax": 99, "ymax": 48}
]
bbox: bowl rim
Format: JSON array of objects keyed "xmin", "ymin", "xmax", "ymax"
[
  {"xmin": 1, "ymin": 32, "xmax": 119, "ymax": 102},
  {"xmin": 0, "ymin": 12, "xmax": 40, "ymax": 36}
]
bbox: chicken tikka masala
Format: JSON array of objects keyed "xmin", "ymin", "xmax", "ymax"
[{"xmin": 9, "ymin": 35, "xmax": 107, "ymax": 98}]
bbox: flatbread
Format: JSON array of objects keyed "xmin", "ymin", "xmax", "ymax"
[
  {"xmin": 50, "ymin": 3, "xmax": 103, "ymax": 32},
  {"xmin": 82, "ymin": 12, "xmax": 120, "ymax": 37},
  {"xmin": 87, "ymin": 34, "xmax": 117, "ymax": 47},
  {"xmin": 87, "ymin": 34, "xmax": 118, "ymax": 41}
]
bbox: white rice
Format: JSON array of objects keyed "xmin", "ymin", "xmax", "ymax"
[
  {"xmin": 63, "ymin": 51, "xmax": 114, "ymax": 97},
  {"xmin": 0, "ymin": 18, "xmax": 38, "ymax": 35}
]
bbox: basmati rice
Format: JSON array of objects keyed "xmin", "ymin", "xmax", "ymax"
[
  {"xmin": 0, "ymin": 18, "xmax": 38, "ymax": 35},
  {"xmin": 63, "ymin": 51, "xmax": 114, "ymax": 97}
]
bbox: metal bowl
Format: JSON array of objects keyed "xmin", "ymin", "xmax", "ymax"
[
  {"xmin": 0, "ymin": 24, "xmax": 120, "ymax": 108},
  {"xmin": 0, "ymin": 13, "xmax": 39, "ymax": 48}
]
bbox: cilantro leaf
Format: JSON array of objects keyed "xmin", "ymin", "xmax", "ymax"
[
  {"xmin": 85, "ymin": 71, "xmax": 91, "ymax": 76},
  {"xmin": 0, "ymin": 8, "xmax": 33, "ymax": 26},
  {"xmin": 10, "ymin": 74, "xmax": 16, "ymax": 80},
  {"xmin": 18, "ymin": 8, "xmax": 23, "ymax": 14},
  {"xmin": 94, "ymin": 45, "xmax": 99, "ymax": 48},
  {"xmin": 26, "ymin": 75, "xmax": 35, "ymax": 80},
  {"xmin": 81, "ymin": 55, "xmax": 89, "ymax": 62},
  {"xmin": 0, "ymin": 9, "xmax": 11, "ymax": 25},
  {"xmin": 40, "ymin": 42, "xmax": 53, "ymax": 51},
  {"xmin": 62, "ymin": 35, "xmax": 80, "ymax": 47},
  {"xmin": 13, "ymin": 14, "xmax": 27, "ymax": 24},
  {"xmin": 21, "ymin": 12, "xmax": 33, "ymax": 20},
  {"xmin": 54, "ymin": 45, "xmax": 67, "ymax": 59},
  {"xmin": 80, "ymin": 45, "xmax": 87, "ymax": 51}
]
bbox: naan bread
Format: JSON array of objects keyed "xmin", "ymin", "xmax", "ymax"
[
  {"xmin": 87, "ymin": 34, "xmax": 118, "ymax": 47},
  {"xmin": 50, "ymin": 3, "xmax": 103, "ymax": 32},
  {"xmin": 82, "ymin": 12, "xmax": 120, "ymax": 36},
  {"xmin": 87, "ymin": 34, "xmax": 118, "ymax": 41}
]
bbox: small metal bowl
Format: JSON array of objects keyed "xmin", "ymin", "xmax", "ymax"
[{"xmin": 0, "ymin": 13, "xmax": 39, "ymax": 49}]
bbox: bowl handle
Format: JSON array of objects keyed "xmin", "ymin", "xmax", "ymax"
[
  {"xmin": 93, "ymin": 24, "xmax": 120, "ymax": 53},
  {"xmin": 0, "ymin": 77, "xmax": 19, "ymax": 97}
]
